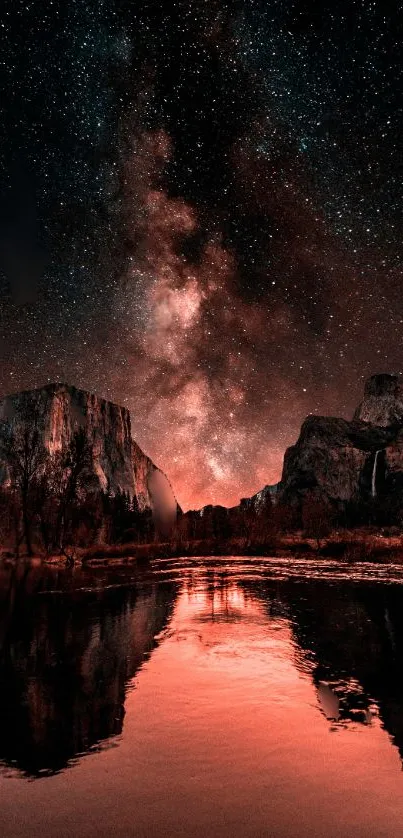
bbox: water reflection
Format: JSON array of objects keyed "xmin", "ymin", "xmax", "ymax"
[
  {"xmin": 2, "ymin": 558, "xmax": 403, "ymax": 782},
  {"xmin": 0, "ymin": 566, "xmax": 178, "ymax": 777},
  {"xmin": 159, "ymin": 559, "xmax": 403, "ymax": 760},
  {"xmin": 284, "ymin": 579, "xmax": 403, "ymax": 752}
]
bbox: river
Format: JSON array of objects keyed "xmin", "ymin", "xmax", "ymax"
[{"xmin": 1, "ymin": 556, "xmax": 403, "ymax": 837}]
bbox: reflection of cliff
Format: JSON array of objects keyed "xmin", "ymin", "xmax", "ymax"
[
  {"xmin": 255, "ymin": 579, "xmax": 403, "ymax": 757},
  {"xmin": 232, "ymin": 574, "xmax": 403, "ymax": 757},
  {"xmin": 0, "ymin": 569, "xmax": 177, "ymax": 777}
]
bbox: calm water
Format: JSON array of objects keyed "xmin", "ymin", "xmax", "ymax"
[{"xmin": 2, "ymin": 557, "xmax": 403, "ymax": 837}]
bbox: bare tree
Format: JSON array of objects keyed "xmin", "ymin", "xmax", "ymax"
[
  {"xmin": 0, "ymin": 396, "xmax": 93, "ymax": 561},
  {"xmin": 0, "ymin": 487, "xmax": 22, "ymax": 558},
  {"xmin": 32, "ymin": 427, "xmax": 93, "ymax": 560},
  {"xmin": 302, "ymin": 493, "xmax": 333, "ymax": 549},
  {"xmin": 0, "ymin": 412, "xmax": 47, "ymax": 557},
  {"xmin": 56, "ymin": 428, "xmax": 93, "ymax": 555}
]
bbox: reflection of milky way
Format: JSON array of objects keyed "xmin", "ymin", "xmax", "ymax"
[{"xmin": 1, "ymin": 2, "xmax": 403, "ymax": 509}]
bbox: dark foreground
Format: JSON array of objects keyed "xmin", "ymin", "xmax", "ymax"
[{"xmin": 2, "ymin": 557, "xmax": 403, "ymax": 837}]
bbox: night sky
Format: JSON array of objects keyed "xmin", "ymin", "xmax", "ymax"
[{"xmin": 1, "ymin": 0, "xmax": 402, "ymax": 510}]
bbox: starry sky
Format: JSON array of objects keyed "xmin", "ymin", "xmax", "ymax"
[{"xmin": 1, "ymin": 0, "xmax": 403, "ymax": 510}]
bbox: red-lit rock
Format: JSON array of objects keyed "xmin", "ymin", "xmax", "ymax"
[{"xmin": 0, "ymin": 383, "xmax": 178, "ymax": 522}]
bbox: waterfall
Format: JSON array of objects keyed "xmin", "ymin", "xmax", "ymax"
[{"xmin": 371, "ymin": 450, "xmax": 380, "ymax": 498}]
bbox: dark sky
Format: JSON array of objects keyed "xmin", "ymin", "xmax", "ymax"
[{"xmin": 1, "ymin": 0, "xmax": 403, "ymax": 509}]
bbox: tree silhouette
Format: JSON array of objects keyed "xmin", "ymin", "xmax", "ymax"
[{"xmin": 0, "ymin": 408, "xmax": 47, "ymax": 556}]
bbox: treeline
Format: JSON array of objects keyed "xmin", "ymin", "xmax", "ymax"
[
  {"xmin": 172, "ymin": 492, "xmax": 299, "ymax": 549},
  {"xmin": 173, "ymin": 487, "xmax": 403, "ymax": 551}
]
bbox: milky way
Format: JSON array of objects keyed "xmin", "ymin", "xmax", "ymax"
[{"xmin": 1, "ymin": 1, "xmax": 403, "ymax": 509}]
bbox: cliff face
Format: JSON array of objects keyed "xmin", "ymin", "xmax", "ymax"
[
  {"xmin": 279, "ymin": 374, "xmax": 403, "ymax": 508},
  {"xmin": 240, "ymin": 483, "xmax": 279, "ymax": 510},
  {"xmin": 0, "ymin": 383, "xmax": 178, "ymax": 520}
]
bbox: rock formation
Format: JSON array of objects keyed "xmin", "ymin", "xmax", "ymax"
[
  {"xmin": 0, "ymin": 383, "xmax": 178, "ymax": 522},
  {"xmin": 188, "ymin": 373, "xmax": 403, "ymax": 525},
  {"xmin": 279, "ymin": 373, "xmax": 403, "ymax": 511},
  {"xmin": 354, "ymin": 373, "xmax": 403, "ymax": 426}
]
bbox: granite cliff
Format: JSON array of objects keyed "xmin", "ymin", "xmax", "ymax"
[
  {"xmin": 0, "ymin": 383, "xmax": 178, "ymax": 522},
  {"xmin": 279, "ymin": 373, "xmax": 403, "ymax": 510},
  {"xmin": 202, "ymin": 372, "xmax": 403, "ymax": 526}
]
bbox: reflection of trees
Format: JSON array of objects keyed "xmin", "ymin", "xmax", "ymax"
[
  {"xmin": 0, "ymin": 568, "xmax": 177, "ymax": 777},
  {"xmin": 183, "ymin": 567, "xmax": 262, "ymax": 623}
]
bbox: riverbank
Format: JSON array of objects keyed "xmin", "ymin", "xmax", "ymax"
[
  {"xmin": 79, "ymin": 528, "xmax": 403, "ymax": 565},
  {"xmin": 2, "ymin": 528, "xmax": 403, "ymax": 567}
]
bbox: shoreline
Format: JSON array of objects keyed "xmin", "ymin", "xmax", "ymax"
[
  {"xmin": 3, "ymin": 529, "xmax": 403, "ymax": 568},
  {"xmin": 78, "ymin": 529, "xmax": 403, "ymax": 565}
]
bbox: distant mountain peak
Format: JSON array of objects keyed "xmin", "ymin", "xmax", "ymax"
[{"xmin": 354, "ymin": 373, "xmax": 403, "ymax": 427}]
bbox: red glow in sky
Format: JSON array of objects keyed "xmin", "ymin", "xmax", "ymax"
[{"xmin": 103, "ymin": 130, "xmax": 375, "ymax": 510}]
